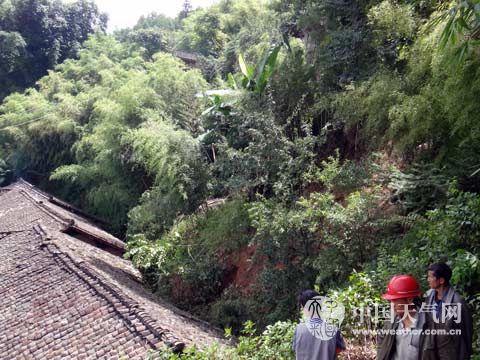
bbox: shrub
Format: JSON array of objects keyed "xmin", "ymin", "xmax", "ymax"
[
  {"xmin": 126, "ymin": 198, "xmax": 253, "ymax": 314},
  {"xmin": 329, "ymin": 271, "xmax": 382, "ymax": 343},
  {"xmin": 148, "ymin": 320, "xmax": 296, "ymax": 360}
]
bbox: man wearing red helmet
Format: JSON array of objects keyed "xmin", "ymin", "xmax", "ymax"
[{"xmin": 377, "ymin": 275, "xmax": 425, "ymax": 360}]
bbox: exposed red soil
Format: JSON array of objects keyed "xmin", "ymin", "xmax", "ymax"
[
  {"xmin": 171, "ymin": 274, "xmax": 195, "ymax": 303},
  {"xmin": 220, "ymin": 244, "xmax": 266, "ymax": 295}
]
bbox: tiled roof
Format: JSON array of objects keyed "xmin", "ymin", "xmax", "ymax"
[
  {"xmin": 173, "ymin": 50, "xmax": 198, "ymax": 62},
  {"xmin": 0, "ymin": 180, "xmax": 226, "ymax": 359}
]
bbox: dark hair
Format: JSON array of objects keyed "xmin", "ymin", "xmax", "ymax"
[
  {"xmin": 298, "ymin": 290, "xmax": 320, "ymax": 307},
  {"xmin": 428, "ymin": 263, "xmax": 452, "ymax": 285},
  {"xmin": 413, "ymin": 296, "xmax": 423, "ymax": 309}
]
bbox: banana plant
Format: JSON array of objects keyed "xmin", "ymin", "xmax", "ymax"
[
  {"xmin": 201, "ymin": 93, "xmax": 236, "ymax": 117},
  {"xmin": 201, "ymin": 44, "xmax": 283, "ymax": 117},
  {"xmin": 231, "ymin": 44, "xmax": 282, "ymax": 94}
]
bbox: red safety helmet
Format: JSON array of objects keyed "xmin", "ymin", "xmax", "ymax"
[{"xmin": 382, "ymin": 275, "xmax": 421, "ymax": 300}]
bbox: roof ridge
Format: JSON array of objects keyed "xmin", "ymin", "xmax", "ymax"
[
  {"xmin": 0, "ymin": 229, "xmax": 32, "ymax": 235},
  {"xmin": 17, "ymin": 178, "xmax": 108, "ymax": 225},
  {"xmin": 19, "ymin": 189, "xmax": 72, "ymax": 227},
  {"xmin": 33, "ymin": 225, "xmax": 185, "ymax": 354},
  {"xmin": 17, "ymin": 188, "xmax": 126, "ymax": 253}
]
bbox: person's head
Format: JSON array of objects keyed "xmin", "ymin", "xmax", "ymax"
[
  {"xmin": 427, "ymin": 263, "xmax": 452, "ymax": 289},
  {"xmin": 298, "ymin": 289, "xmax": 320, "ymax": 308},
  {"xmin": 390, "ymin": 297, "xmax": 417, "ymax": 317},
  {"xmin": 298, "ymin": 289, "xmax": 321, "ymax": 319},
  {"xmin": 382, "ymin": 275, "xmax": 421, "ymax": 316}
]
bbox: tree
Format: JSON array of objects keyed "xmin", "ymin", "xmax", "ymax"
[
  {"xmin": 0, "ymin": 0, "xmax": 107, "ymax": 100},
  {"xmin": 124, "ymin": 28, "xmax": 168, "ymax": 58},
  {"xmin": 0, "ymin": 35, "xmax": 207, "ymax": 234},
  {"xmin": 135, "ymin": 12, "xmax": 177, "ymax": 31},
  {"xmin": 193, "ymin": 12, "xmax": 225, "ymax": 57},
  {"xmin": 433, "ymin": 0, "xmax": 480, "ymax": 64},
  {"xmin": 178, "ymin": 0, "xmax": 193, "ymax": 20}
]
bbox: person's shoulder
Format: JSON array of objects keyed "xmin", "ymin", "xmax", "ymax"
[
  {"xmin": 381, "ymin": 317, "xmax": 397, "ymax": 330},
  {"xmin": 425, "ymin": 288, "xmax": 434, "ymax": 298},
  {"xmin": 295, "ymin": 322, "xmax": 309, "ymax": 334},
  {"xmin": 452, "ymin": 287, "xmax": 464, "ymax": 298},
  {"xmin": 445, "ymin": 286, "xmax": 466, "ymax": 303}
]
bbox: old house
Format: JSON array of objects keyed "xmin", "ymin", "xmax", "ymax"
[{"xmin": 0, "ymin": 179, "xmax": 225, "ymax": 359}]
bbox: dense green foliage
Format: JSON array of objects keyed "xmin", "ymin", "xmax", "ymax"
[
  {"xmin": 146, "ymin": 320, "xmax": 295, "ymax": 360},
  {"xmin": 1, "ymin": 34, "xmax": 207, "ymax": 234},
  {"xmin": 1, "ymin": 0, "xmax": 480, "ymax": 358},
  {"xmin": 0, "ymin": 0, "xmax": 106, "ymax": 100},
  {"xmin": 127, "ymin": 197, "xmax": 251, "ymax": 313}
]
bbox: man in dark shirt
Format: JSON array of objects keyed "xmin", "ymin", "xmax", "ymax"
[{"xmin": 422, "ymin": 263, "xmax": 473, "ymax": 360}]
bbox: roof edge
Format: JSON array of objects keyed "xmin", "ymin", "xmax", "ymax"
[
  {"xmin": 17, "ymin": 178, "xmax": 108, "ymax": 225},
  {"xmin": 13, "ymin": 182, "xmax": 126, "ymax": 254}
]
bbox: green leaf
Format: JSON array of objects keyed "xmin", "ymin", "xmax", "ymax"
[
  {"xmin": 238, "ymin": 53, "xmax": 250, "ymax": 79},
  {"xmin": 282, "ymin": 32, "xmax": 292, "ymax": 53},
  {"xmin": 227, "ymin": 73, "xmax": 238, "ymax": 89},
  {"xmin": 241, "ymin": 76, "xmax": 249, "ymax": 89},
  {"xmin": 246, "ymin": 64, "xmax": 255, "ymax": 79},
  {"xmin": 255, "ymin": 45, "xmax": 281, "ymax": 93},
  {"xmin": 201, "ymin": 105, "xmax": 216, "ymax": 116}
]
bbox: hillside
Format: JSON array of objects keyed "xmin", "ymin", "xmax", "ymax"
[{"xmin": 0, "ymin": 0, "xmax": 479, "ymax": 359}]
